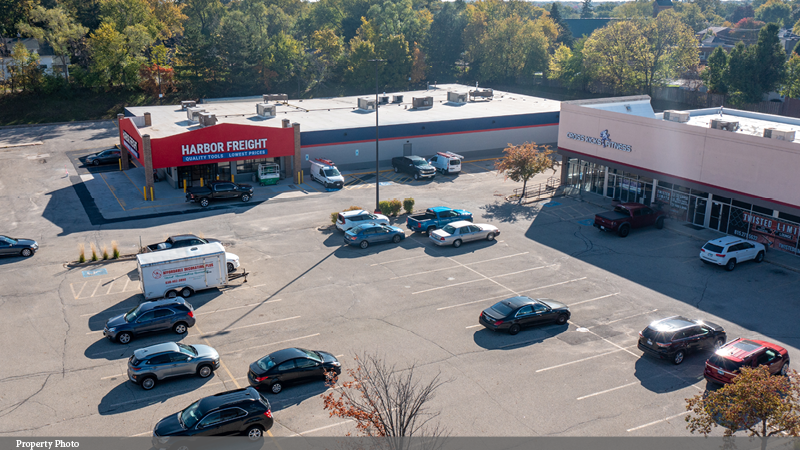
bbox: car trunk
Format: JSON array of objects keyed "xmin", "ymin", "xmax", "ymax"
[{"xmin": 639, "ymin": 328, "xmax": 674, "ymax": 352}]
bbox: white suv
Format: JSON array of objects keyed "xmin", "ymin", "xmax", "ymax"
[
  {"xmin": 428, "ymin": 151, "xmax": 463, "ymax": 174},
  {"xmin": 336, "ymin": 210, "xmax": 390, "ymax": 232},
  {"xmin": 700, "ymin": 236, "xmax": 766, "ymax": 271}
]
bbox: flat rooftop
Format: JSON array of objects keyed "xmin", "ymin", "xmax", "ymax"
[
  {"xmin": 679, "ymin": 108, "xmax": 800, "ymax": 143},
  {"xmin": 125, "ymin": 84, "xmax": 561, "ymax": 140}
]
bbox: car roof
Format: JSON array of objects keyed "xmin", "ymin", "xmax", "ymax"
[
  {"xmin": 715, "ymin": 338, "xmax": 772, "ymax": 362},
  {"xmin": 170, "ymin": 235, "xmax": 201, "ymax": 240},
  {"xmin": 134, "ymin": 342, "xmax": 180, "ymax": 359},
  {"xmin": 268, "ymin": 348, "xmax": 309, "ymax": 365},
  {"xmin": 429, "ymin": 206, "xmax": 450, "ymax": 212},
  {"xmin": 139, "ymin": 298, "xmax": 187, "ymax": 311},
  {"xmin": 447, "ymin": 220, "xmax": 473, "ymax": 228},
  {"xmin": 647, "ymin": 316, "xmax": 697, "ymax": 332},
  {"xmin": 706, "ymin": 236, "xmax": 744, "ymax": 246},
  {"xmin": 406, "ymin": 155, "xmax": 424, "ymax": 160},
  {"xmin": 197, "ymin": 387, "xmax": 262, "ymax": 413},
  {"xmin": 502, "ymin": 296, "xmax": 536, "ymax": 308},
  {"xmin": 341, "ymin": 210, "xmax": 368, "ymax": 217}
]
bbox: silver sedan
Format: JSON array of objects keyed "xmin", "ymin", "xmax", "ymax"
[
  {"xmin": 429, "ymin": 221, "xmax": 500, "ymax": 248},
  {"xmin": 127, "ymin": 342, "xmax": 220, "ymax": 390}
]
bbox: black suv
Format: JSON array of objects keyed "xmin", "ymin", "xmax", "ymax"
[
  {"xmin": 391, "ymin": 155, "xmax": 436, "ymax": 180},
  {"xmin": 104, "ymin": 298, "xmax": 196, "ymax": 344},
  {"xmin": 638, "ymin": 316, "xmax": 726, "ymax": 365},
  {"xmin": 153, "ymin": 387, "xmax": 273, "ymax": 445}
]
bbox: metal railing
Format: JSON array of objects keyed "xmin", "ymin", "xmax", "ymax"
[{"xmin": 512, "ymin": 176, "xmax": 561, "ymax": 201}]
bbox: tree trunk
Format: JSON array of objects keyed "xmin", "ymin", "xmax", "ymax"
[{"xmin": 520, "ymin": 178, "xmax": 528, "ymax": 203}]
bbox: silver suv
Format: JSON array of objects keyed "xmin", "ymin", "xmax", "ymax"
[{"xmin": 127, "ymin": 342, "xmax": 220, "ymax": 390}]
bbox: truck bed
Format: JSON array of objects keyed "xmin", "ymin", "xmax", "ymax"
[{"xmin": 596, "ymin": 211, "xmax": 629, "ymax": 222}]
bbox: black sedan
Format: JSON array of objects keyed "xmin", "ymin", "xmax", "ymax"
[
  {"xmin": 84, "ymin": 149, "xmax": 121, "ymax": 166},
  {"xmin": 248, "ymin": 348, "xmax": 341, "ymax": 394},
  {"xmin": 0, "ymin": 235, "xmax": 38, "ymax": 257},
  {"xmin": 479, "ymin": 296, "xmax": 570, "ymax": 335}
]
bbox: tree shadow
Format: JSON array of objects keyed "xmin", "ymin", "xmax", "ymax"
[{"xmin": 480, "ymin": 200, "xmax": 542, "ymax": 224}]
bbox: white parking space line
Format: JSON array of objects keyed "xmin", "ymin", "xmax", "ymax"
[
  {"xmin": 388, "ymin": 252, "xmax": 529, "ymax": 279},
  {"xmin": 109, "ymin": 376, "xmax": 250, "ymax": 409},
  {"xmin": 370, "ymin": 255, "xmax": 427, "ymax": 266},
  {"xmin": 290, "ymin": 420, "xmax": 353, "ymax": 436},
  {"xmin": 587, "ymin": 309, "xmax": 657, "ymax": 329},
  {"xmin": 535, "ymin": 346, "xmax": 637, "ymax": 373},
  {"xmin": 70, "ymin": 283, "xmax": 78, "ymax": 300},
  {"xmin": 437, "ymin": 293, "xmax": 509, "ymax": 311},
  {"xmin": 205, "ymin": 316, "xmax": 301, "ymax": 335},
  {"xmin": 105, "ymin": 279, "xmax": 115, "ymax": 295},
  {"xmin": 122, "ymin": 278, "xmax": 130, "ymax": 292},
  {"xmin": 74, "ymin": 282, "xmax": 87, "ymax": 299},
  {"xmin": 570, "ymin": 293, "xmax": 618, "ymax": 306},
  {"xmin": 86, "ymin": 330, "xmax": 104, "ymax": 335},
  {"xmin": 491, "ymin": 265, "xmax": 556, "ymax": 278},
  {"xmin": 335, "ymin": 354, "xmax": 344, "ymax": 358},
  {"xmin": 412, "ymin": 278, "xmax": 488, "ymax": 295},
  {"xmin": 81, "ymin": 305, "xmax": 135, "ymax": 317},
  {"xmin": 627, "ymin": 411, "xmax": 690, "ymax": 432},
  {"xmin": 195, "ymin": 300, "xmax": 282, "ymax": 316},
  {"xmin": 517, "ymin": 277, "xmax": 588, "ymax": 294},
  {"xmin": 220, "ymin": 333, "xmax": 320, "ymax": 355},
  {"xmin": 90, "ymin": 281, "xmax": 102, "ymax": 298},
  {"xmin": 130, "ymin": 431, "xmax": 152, "ymax": 437},
  {"xmin": 576, "ymin": 381, "xmax": 638, "ymax": 400},
  {"xmin": 465, "ymin": 324, "xmax": 482, "ymax": 329},
  {"xmin": 391, "ymin": 264, "xmax": 466, "ymax": 280},
  {"xmin": 101, "ymin": 373, "xmax": 127, "ymax": 380},
  {"xmin": 415, "ymin": 264, "xmax": 553, "ymax": 295}
]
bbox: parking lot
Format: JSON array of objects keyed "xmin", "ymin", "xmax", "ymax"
[{"xmin": 1, "ymin": 127, "xmax": 799, "ymax": 439}]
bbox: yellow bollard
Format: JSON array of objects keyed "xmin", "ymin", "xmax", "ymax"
[
  {"xmin": 150, "ymin": 186, "xmax": 154, "ymax": 201},
  {"xmin": 231, "ymin": 175, "xmax": 234, "ymax": 183},
  {"xmin": 183, "ymin": 179, "xmax": 187, "ymax": 193},
  {"xmin": 143, "ymin": 186, "xmax": 147, "ymax": 201},
  {"xmin": 216, "ymin": 175, "xmax": 219, "ymax": 180},
  {"xmin": 118, "ymin": 159, "xmax": 121, "ymax": 171},
  {"xmin": 200, "ymin": 178, "xmax": 204, "ymax": 187}
]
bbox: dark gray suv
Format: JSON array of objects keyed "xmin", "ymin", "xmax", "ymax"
[
  {"xmin": 104, "ymin": 298, "xmax": 196, "ymax": 344},
  {"xmin": 128, "ymin": 342, "xmax": 220, "ymax": 390}
]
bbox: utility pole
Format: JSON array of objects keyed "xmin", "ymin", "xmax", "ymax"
[{"xmin": 368, "ymin": 58, "xmax": 386, "ymax": 213}]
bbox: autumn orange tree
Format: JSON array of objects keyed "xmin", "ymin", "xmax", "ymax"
[
  {"xmin": 686, "ymin": 365, "xmax": 800, "ymax": 450},
  {"xmin": 321, "ymin": 353, "xmax": 449, "ymax": 443},
  {"xmin": 494, "ymin": 142, "xmax": 556, "ymax": 202}
]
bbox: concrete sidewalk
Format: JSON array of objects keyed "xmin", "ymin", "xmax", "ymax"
[{"xmin": 567, "ymin": 189, "xmax": 800, "ymax": 274}]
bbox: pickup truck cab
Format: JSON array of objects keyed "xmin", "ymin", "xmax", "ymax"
[
  {"xmin": 391, "ymin": 156, "xmax": 436, "ymax": 180},
  {"xmin": 186, "ymin": 181, "xmax": 254, "ymax": 207},
  {"xmin": 407, "ymin": 207, "xmax": 473, "ymax": 234},
  {"xmin": 593, "ymin": 202, "xmax": 665, "ymax": 237}
]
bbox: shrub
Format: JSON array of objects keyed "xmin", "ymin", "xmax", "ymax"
[
  {"xmin": 330, "ymin": 212, "xmax": 339, "ymax": 224},
  {"xmin": 379, "ymin": 200, "xmax": 392, "ymax": 216},
  {"xmin": 403, "ymin": 197, "xmax": 415, "ymax": 214},
  {"xmin": 389, "ymin": 198, "xmax": 402, "ymax": 216},
  {"xmin": 102, "ymin": 245, "xmax": 109, "ymax": 260},
  {"xmin": 344, "ymin": 205, "xmax": 362, "ymax": 211},
  {"xmin": 112, "ymin": 241, "xmax": 120, "ymax": 259},
  {"xmin": 78, "ymin": 243, "xmax": 85, "ymax": 263},
  {"xmin": 90, "ymin": 243, "xmax": 98, "ymax": 261}
]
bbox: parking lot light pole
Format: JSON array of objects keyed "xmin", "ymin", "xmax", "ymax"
[{"xmin": 369, "ymin": 58, "xmax": 386, "ymax": 214}]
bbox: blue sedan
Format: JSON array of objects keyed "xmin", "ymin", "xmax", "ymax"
[{"xmin": 343, "ymin": 224, "xmax": 405, "ymax": 249}]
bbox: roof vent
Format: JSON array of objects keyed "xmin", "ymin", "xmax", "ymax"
[
  {"xmin": 469, "ymin": 88, "xmax": 494, "ymax": 101},
  {"xmin": 447, "ymin": 92, "xmax": 467, "ymax": 103},
  {"xmin": 763, "ymin": 128, "xmax": 795, "ymax": 141},
  {"xmin": 180, "ymin": 100, "xmax": 197, "ymax": 111},
  {"xmin": 663, "ymin": 110, "xmax": 690, "ymax": 123},
  {"xmin": 358, "ymin": 98, "xmax": 376, "ymax": 110},
  {"xmin": 256, "ymin": 103, "xmax": 276, "ymax": 117},
  {"xmin": 187, "ymin": 107, "xmax": 206, "ymax": 122},
  {"xmin": 392, "ymin": 95, "xmax": 404, "ymax": 103},
  {"xmin": 199, "ymin": 113, "xmax": 217, "ymax": 127},
  {"xmin": 412, "ymin": 96, "xmax": 433, "ymax": 109},
  {"xmin": 710, "ymin": 119, "xmax": 739, "ymax": 132},
  {"xmin": 379, "ymin": 95, "xmax": 390, "ymax": 105},
  {"xmin": 263, "ymin": 94, "xmax": 288, "ymax": 103}
]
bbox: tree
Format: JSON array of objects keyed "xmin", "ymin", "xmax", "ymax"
[
  {"xmin": 549, "ymin": 3, "xmax": 574, "ymax": 47},
  {"xmin": 7, "ymin": 41, "xmax": 43, "ymax": 92},
  {"xmin": 611, "ymin": 0, "xmax": 653, "ymax": 19},
  {"xmin": 755, "ymin": 0, "xmax": 792, "ymax": 28},
  {"xmin": 548, "ymin": 37, "xmax": 594, "ymax": 91},
  {"xmin": 580, "ymin": 0, "xmax": 594, "ymax": 18},
  {"xmin": 780, "ymin": 54, "xmax": 800, "ymax": 98},
  {"xmin": 725, "ymin": 41, "xmax": 761, "ymax": 104},
  {"xmin": 753, "ymin": 23, "xmax": 787, "ymax": 95},
  {"xmin": 17, "ymin": 5, "xmax": 88, "ymax": 82},
  {"xmin": 0, "ymin": 0, "xmax": 37, "ymax": 36},
  {"xmin": 729, "ymin": 4, "xmax": 755, "ymax": 24},
  {"xmin": 495, "ymin": 142, "xmax": 556, "ymax": 202},
  {"xmin": 676, "ymin": 3, "xmax": 708, "ymax": 32},
  {"xmin": 685, "ymin": 365, "xmax": 800, "ymax": 450},
  {"xmin": 701, "ymin": 46, "xmax": 728, "ymax": 94},
  {"xmin": 321, "ymin": 353, "xmax": 449, "ymax": 439},
  {"xmin": 426, "ymin": 0, "xmax": 467, "ymax": 80}
]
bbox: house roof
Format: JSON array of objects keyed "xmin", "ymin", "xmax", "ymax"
[
  {"xmin": 654, "ymin": 0, "xmax": 673, "ymax": 7},
  {"xmin": 563, "ymin": 18, "xmax": 620, "ymax": 39},
  {"xmin": 0, "ymin": 37, "xmax": 55, "ymax": 57}
]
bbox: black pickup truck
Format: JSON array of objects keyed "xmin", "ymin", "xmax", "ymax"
[
  {"xmin": 144, "ymin": 234, "xmax": 221, "ymax": 252},
  {"xmin": 186, "ymin": 181, "xmax": 254, "ymax": 207},
  {"xmin": 391, "ymin": 156, "xmax": 436, "ymax": 180}
]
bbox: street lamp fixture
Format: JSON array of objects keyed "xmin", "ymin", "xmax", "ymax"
[{"xmin": 368, "ymin": 58, "xmax": 386, "ymax": 214}]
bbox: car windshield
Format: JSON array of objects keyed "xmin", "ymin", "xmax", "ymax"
[
  {"xmin": 179, "ymin": 400, "xmax": 202, "ymax": 429},
  {"xmin": 324, "ymin": 168, "xmax": 340, "ymax": 177},
  {"xmin": 178, "ymin": 343, "xmax": 197, "ymax": 356},
  {"xmin": 124, "ymin": 305, "xmax": 143, "ymax": 322},
  {"xmin": 257, "ymin": 355, "xmax": 276, "ymax": 372},
  {"xmin": 441, "ymin": 225, "xmax": 456, "ymax": 234},
  {"xmin": 490, "ymin": 301, "xmax": 514, "ymax": 316},
  {"xmin": 300, "ymin": 348, "xmax": 322, "ymax": 363},
  {"xmin": 703, "ymin": 243, "xmax": 725, "ymax": 253},
  {"xmin": 350, "ymin": 224, "xmax": 371, "ymax": 234},
  {"xmin": 413, "ymin": 159, "xmax": 428, "ymax": 166},
  {"xmin": 708, "ymin": 354, "xmax": 744, "ymax": 372}
]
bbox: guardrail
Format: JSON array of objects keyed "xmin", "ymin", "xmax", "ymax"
[{"xmin": 512, "ymin": 176, "xmax": 560, "ymax": 201}]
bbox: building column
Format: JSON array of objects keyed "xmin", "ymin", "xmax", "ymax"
[
  {"xmin": 560, "ymin": 157, "xmax": 569, "ymax": 186},
  {"xmin": 703, "ymin": 193, "xmax": 712, "ymax": 228},
  {"xmin": 143, "ymin": 134, "xmax": 154, "ymax": 200},
  {"xmin": 651, "ymin": 180, "xmax": 658, "ymax": 205},
  {"xmin": 117, "ymin": 114, "xmax": 129, "ymax": 170},
  {"xmin": 292, "ymin": 122, "xmax": 301, "ymax": 184},
  {"xmin": 602, "ymin": 167, "xmax": 609, "ymax": 198}
]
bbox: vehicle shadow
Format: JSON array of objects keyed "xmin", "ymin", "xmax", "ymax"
[
  {"xmin": 84, "ymin": 330, "xmax": 192, "ymax": 361},
  {"xmin": 419, "ymin": 237, "xmax": 499, "ymax": 257},
  {"xmin": 633, "ymin": 354, "xmax": 709, "ymax": 393},
  {"xmin": 472, "ymin": 323, "xmax": 568, "ymax": 350},
  {"xmin": 254, "ymin": 381, "xmax": 328, "ymax": 412},
  {"xmin": 98, "ymin": 375, "xmax": 217, "ymax": 416}
]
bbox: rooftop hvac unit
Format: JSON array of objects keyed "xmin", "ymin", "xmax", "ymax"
[
  {"xmin": 763, "ymin": 128, "xmax": 796, "ymax": 141},
  {"xmin": 199, "ymin": 113, "xmax": 217, "ymax": 127},
  {"xmin": 392, "ymin": 95, "xmax": 404, "ymax": 103},
  {"xmin": 710, "ymin": 119, "xmax": 739, "ymax": 132},
  {"xmin": 447, "ymin": 92, "xmax": 467, "ymax": 103},
  {"xmin": 181, "ymin": 100, "xmax": 197, "ymax": 111},
  {"xmin": 412, "ymin": 96, "xmax": 433, "ymax": 109},
  {"xmin": 469, "ymin": 88, "xmax": 494, "ymax": 101},
  {"xmin": 379, "ymin": 96, "xmax": 390, "ymax": 104},
  {"xmin": 187, "ymin": 107, "xmax": 206, "ymax": 122},
  {"xmin": 263, "ymin": 94, "xmax": 288, "ymax": 102},
  {"xmin": 357, "ymin": 98, "xmax": 376, "ymax": 110},
  {"xmin": 256, "ymin": 103, "xmax": 276, "ymax": 117},
  {"xmin": 663, "ymin": 110, "xmax": 690, "ymax": 123}
]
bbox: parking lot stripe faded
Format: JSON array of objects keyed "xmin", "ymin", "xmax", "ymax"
[
  {"xmin": 437, "ymin": 293, "xmax": 510, "ymax": 311},
  {"xmin": 195, "ymin": 300, "xmax": 282, "ymax": 316},
  {"xmin": 220, "ymin": 333, "xmax": 320, "ymax": 355},
  {"xmin": 73, "ymin": 282, "xmax": 87, "ymax": 300},
  {"xmin": 203, "ymin": 316, "xmax": 301, "ymax": 335},
  {"xmin": 290, "ymin": 420, "xmax": 353, "ymax": 436},
  {"xmin": 517, "ymin": 277, "xmax": 588, "ymax": 294},
  {"xmin": 535, "ymin": 346, "xmax": 637, "ymax": 373},
  {"xmin": 414, "ymin": 264, "xmax": 553, "ymax": 295},
  {"xmin": 106, "ymin": 279, "xmax": 115, "ymax": 295},
  {"xmin": 570, "ymin": 293, "xmax": 618, "ymax": 306},
  {"xmin": 465, "ymin": 324, "xmax": 482, "ymax": 329},
  {"xmin": 370, "ymin": 255, "xmax": 427, "ymax": 266},
  {"xmin": 576, "ymin": 381, "xmax": 638, "ymax": 400},
  {"xmin": 587, "ymin": 309, "xmax": 657, "ymax": 329},
  {"xmin": 626, "ymin": 411, "xmax": 690, "ymax": 432},
  {"xmin": 90, "ymin": 281, "xmax": 102, "ymax": 297},
  {"xmin": 192, "ymin": 324, "xmax": 241, "ymax": 390},
  {"xmin": 389, "ymin": 252, "xmax": 531, "ymax": 279},
  {"xmin": 412, "ymin": 278, "xmax": 488, "ymax": 295}
]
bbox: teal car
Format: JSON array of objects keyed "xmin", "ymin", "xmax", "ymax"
[{"xmin": 343, "ymin": 224, "xmax": 405, "ymax": 249}]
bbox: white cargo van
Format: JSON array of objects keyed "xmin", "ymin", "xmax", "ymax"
[
  {"xmin": 428, "ymin": 151, "xmax": 464, "ymax": 174},
  {"xmin": 137, "ymin": 242, "xmax": 228, "ymax": 300},
  {"xmin": 309, "ymin": 158, "xmax": 345, "ymax": 189}
]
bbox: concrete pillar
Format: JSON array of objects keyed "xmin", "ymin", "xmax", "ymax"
[
  {"xmin": 143, "ymin": 134, "xmax": 154, "ymax": 200},
  {"xmin": 117, "ymin": 114, "xmax": 129, "ymax": 170},
  {"xmin": 281, "ymin": 120, "xmax": 292, "ymax": 180},
  {"xmin": 560, "ymin": 157, "xmax": 569, "ymax": 186},
  {"xmin": 651, "ymin": 179, "xmax": 658, "ymax": 205},
  {"xmin": 282, "ymin": 119, "xmax": 290, "ymax": 128},
  {"xmin": 144, "ymin": 112, "xmax": 152, "ymax": 127},
  {"xmin": 602, "ymin": 167, "xmax": 609, "ymax": 198},
  {"xmin": 292, "ymin": 123, "xmax": 301, "ymax": 184}
]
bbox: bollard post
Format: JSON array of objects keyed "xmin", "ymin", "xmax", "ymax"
[
  {"xmin": 231, "ymin": 175, "xmax": 234, "ymax": 183},
  {"xmin": 118, "ymin": 159, "xmax": 122, "ymax": 171},
  {"xmin": 183, "ymin": 179, "xmax": 187, "ymax": 193},
  {"xmin": 216, "ymin": 175, "xmax": 219, "ymax": 180},
  {"xmin": 143, "ymin": 186, "xmax": 147, "ymax": 200},
  {"xmin": 200, "ymin": 178, "xmax": 204, "ymax": 187},
  {"xmin": 150, "ymin": 186, "xmax": 154, "ymax": 201}
]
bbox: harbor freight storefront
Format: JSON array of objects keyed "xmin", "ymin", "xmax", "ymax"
[{"xmin": 557, "ymin": 97, "xmax": 800, "ymax": 256}]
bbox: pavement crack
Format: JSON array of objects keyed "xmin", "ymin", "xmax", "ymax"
[
  {"xmin": 544, "ymin": 411, "xmax": 624, "ymax": 435},
  {"xmin": 0, "ymin": 373, "xmax": 51, "ymax": 419},
  {"xmin": 375, "ymin": 318, "xmax": 456, "ymax": 359}
]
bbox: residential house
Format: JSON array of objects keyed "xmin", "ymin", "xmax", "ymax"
[{"xmin": 1, "ymin": 37, "xmax": 65, "ymax": 81}]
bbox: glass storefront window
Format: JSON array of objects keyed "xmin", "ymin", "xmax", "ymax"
[
  {"xmin": 752, "ymin": 205, "xmax": 773, "ymax": 216},
  {"xmin": 732, "ymin": 200, "xmax": 752, "ymax": 210},
  {"xmin": 236, "ymin": 158, "xmax": 269, "ymax": 174},
  {"xmin": 217, "ymin": 162, "xmax": 231, "ymax": 178}
]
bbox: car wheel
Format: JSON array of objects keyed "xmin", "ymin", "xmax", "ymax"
[
  {"xmin": 725, "ymin": 259, "xmax": 736, "ymax": 271},
  {"xmin": 197, "ymin": 364, "xmax": 214, "ymax": 378},
  {"xmin": 392, "ymin": 235, "xmax": 401, "ymax": 244},
  {"xmin": 673, "ymin": 350, "xmax": 685, "ymax": 365},
  {"xmin": 180, "ymin": 287, "xmax": 192, "ymax": 298},
  {"xmin": 20, "ymin": 248, "xmax": 34, "ymax": 257},
  {"xmin": 556, "ymin": 314, "xmax": 568, "ymax": 325},
  {"xmin": 617, "ymin": 225, "xmax": 630, "ymax": 238},
  {"xmin": 656, "ymin": 217, "xmax": 665, "ymax": 229},
  {"xmin": 241, "ymin": 193, "xmax": 251, "ymax": 202},
  {"xmin": 393, "ymin": 166, "xmax": 399, "ymax": 173},
  {"xmin": 92, "ymin": 160, "xmax": 100, "ymax": 166},
  {"xmin": 426, "ymin": 226, "xmax": 436, "ymax": 235},
  {"xmin": 166, "ymin": 290, "xmax": 178, "ymax": 299},
  {"xmin": 270, "ymin": 382, "xmax": 283, "ymax": 394},
  {"xmin": 714, "ymin": 338, "xmax": 725, "ymax": 350},
  {"xmin": 453, "ymin": 239, "xmax": 462, "ymax": 248},
  {"xmin": 508, "ymin": 324, "xmax": 521, "ymax": 336},
  {"xmin": 359, "ymin": 240, "xmax": 369, "ymax": 249},
  {"xmin": 246, "ymin": 425, "xmax": 265, "ymax": 440},
  {"xmin": 781, "ymin": 362, "xmax": 789, "ymax": 376},
  {"xmin": 141, "ymin": 376, "xmax": 156, "ymax": 390},
  {"xmin": 486, "ymin": 232, "xmax": 496, "ymax": 241},
  {"xmin": 227, "ymin": 262, "xmax": 235, "ymax": 273},
  {"xmin": 444, "ymin": 169, "xmax": 449, "ymax": 175},
  {"xmin": 116, "ymin": 332, "xmax": 132, "ymax": 344},
  {"xmin": 199, "ymin": 198, "xmax": 210, "ymax": 207},
  {"xmin": 755, "ymin": 251, "xmax": 765, "ymax": 263},
  {"xmin": 173, "ymin": 322, "xmax": 188, "ymax": 334},
  {"xmin": 414, "ymin": 173, "xmax": 420, "ymax": 180}
]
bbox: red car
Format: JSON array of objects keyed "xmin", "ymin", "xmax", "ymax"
[
  {"xmin": 704, "ymin": 338, "xmax": 790, "ymax": 385},
  {"xmin": 593, "ymin": 203, "xmax": 666, "ymax": 237}
]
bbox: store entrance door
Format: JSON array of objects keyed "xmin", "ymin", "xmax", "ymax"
[
  {"xmin": 692, "ymin": 197, "xmax": 708, "ymax": 227},
  {"xmin": 709, "ymin": 202, "xmax": 730, "ymax": 233},
  {"xmin": 178, "ymin": 164, "xmax": 217, "ymax": 187}
]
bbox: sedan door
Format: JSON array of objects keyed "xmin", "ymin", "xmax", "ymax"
[
  {"xmin": 513, "ymin": 306, "xmax": 536, "ymax": 328},
  {"xmin": 0, "ymin": 237, "xmax": 14, "ymax": 255},
  {"xmin": 293, "ymin": 357, "xmax": 324, "ymax": 382},
  {"xmin": 195, "ymin": 411, "xmax": 225, "ymax": 436},
  {"xmin": 168, "ymin": 352, "xmax": 195, "ymax": 376},
  {"xmin": 274, "ymin": 359, "xmax": 298, "ymax": 384},
  {"xmin": 133, "ymin": 311, "xmax": 159, "ymax": 333},
  {"xmin": 531, "ymin": 303, "xmax": 552, "ymax": 325}
]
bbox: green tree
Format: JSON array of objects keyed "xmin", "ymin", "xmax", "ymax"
[
  {"xmin": 701, "ymin": 46, "xmax": 728, "ymax": 93},
  {"xmin": 17, "ymin": 5, "xmax": 88, "ymax": 82},
  {"xmin": 8, "ymin": 41, "xmax": 43, "ymax": 92},
  {"xmin": 495, "ymin": 142, "xmax": 556, "ymax": 202},
  {"xmin": 174, "ymin": 0, "xmax": 225, "ymax": 82},
  {"xmin": 549, "ymin": 3, "xmax": 574, "ymax": 47},
  {"xmin": 754, "ymin": 23, "xmax": 788, "ymax": 95},
  {"xmin": 0, "ymin": 0, "xmax": 37, "ymax": 36},
  {"xmin": 611, "ymin": 0, "xmax": 653, "ymax": 19},
  {"xmin": 725, "ymin": 41, "xmax": 761, "ymax": 104},
  {"xmin": 676, "ymin": 3, "xmax": 708, "ymax": 32},
  {"xmin": 99, "ymin": 0, "xmax": 161, "ymax": 40},
  {"xmin": 548, "ymin": 37, "xmax": 594, "ymax": 91},
  {"xmin": 580, "ymin": 0, "xmax": 594, "ymax": 18},
  {"xmin": 426, "ymin": 0, "xmax": 467, "ymax": 80},
  {"xmin": 88, "ymin": 22, "xmax": 141, "ymax": 87},
  {"xmin": 755, "ymin": 0, "xmax": 792, "ymax": 27},
  {"xmin": 780, "ymin": 53, "xmax": 800, "ymax": 98},
  {"xmin": 695, "ymin": 0, "xmax": 721, "ymax": 16}
]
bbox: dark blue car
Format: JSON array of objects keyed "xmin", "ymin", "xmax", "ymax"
[{"xmin": 343, "ymin": 223, "xmax": 405, "ymax": 249}]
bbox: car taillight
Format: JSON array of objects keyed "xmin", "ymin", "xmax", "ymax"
[
  {"xmin": 131, "ymin": 367, "xmax": 142, "ymax": 371},
  {"xmin": 338, "ymin": 216, "xmax": 345, "ymax": 223},
  {"xmin": 438, "ymin": 236, "xmax": 445, "ymax": 241},
  {"xmin": 638, "ymin": 331, "xmax": 643, "ymax": 338},
  {"xmin": 495, "ymin": 320, "xmax": 504, "ymax": 326},
  {"xmin": 187, "ymin": 311, "xmax": 194, "ymax": 318},
  {"xmin": 255, "ymin": 374, "xmax": 269, "ymax": 382},
  {"xmin": 417, "ymin": 223, "xmax": 422, "ymax": 229},
  {"xmin": 716, "ymin": 254, "xmax": 725, "ymax": 257},
  {"xmin": 264, "ymin": 410, "xmax": 273, "ymax": 418},
  {"xmin": 656, "ymin": 342, "xmax": 672, "ymax": 348}
]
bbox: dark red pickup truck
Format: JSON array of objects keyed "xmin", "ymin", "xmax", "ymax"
[{"xmin": 593, "ymin": 203, "xmax": 665, "ymax": 237}]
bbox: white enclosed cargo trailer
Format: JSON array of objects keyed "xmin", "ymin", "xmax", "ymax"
[{"xmin": 137, "ymin": 242, "xmax": 227, "ymax": 300}]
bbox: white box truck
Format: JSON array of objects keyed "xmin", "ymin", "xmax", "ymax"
[{"xmin": 137, "ymin": 242, "xmax": 227, "ymax": 300}]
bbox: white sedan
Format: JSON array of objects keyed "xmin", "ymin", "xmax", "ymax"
[
  {"xmin": 429, "ymin": 221, "xmax": 500, "ymax": 248},
  {"xmin": 226, "ymin": 252, "xmax": 240, "ymax": 273}
]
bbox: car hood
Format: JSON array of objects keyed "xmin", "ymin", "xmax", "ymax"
[
  {"xmin": 192, "ymin": 344, "xmax": 219, "ymax": 359},
  {"xmin": 154, "ymin": 413, "xmax": 186, "ymax": 436},
  {"xmin": 374, "ymin": 214, "xmax": 390, "ymax": 222},
  {"xmin": 14, "ymin": 238, "xmax": 37, "ymax": 247},
  {"xmin": 476, "ymin": 224, "xmax": 498, "ymax": 232},
  {"xmin": 328, "ymin": 175, "xmax": 345, "ymax": 182},
  {"xmin": 417, "ymin": 164, "xmax": 435, "ymax": 170},
  {"xmin": 106, "ymin": 314, "xmax": 128, "ymax": 328},
  {"xmin": 540, "ymin": 299, "xmax": 569, "ymax": 311},
  {"xmin": 388, "ymin": 226, "xmax": 403, "ymax": 233},
  {"xmin": 225, "ymin": 252, "xmax": 239, "ymax": 262},
  {"xmin": 317, "ymin": 351, "xmax": 339, "ymax": 364}
]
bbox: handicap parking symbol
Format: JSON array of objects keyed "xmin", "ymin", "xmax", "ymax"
[
  {"xmin": 543, "ymin": 202, "xmax": 561, "ymax": 207},
  {"xmin": 82, "ymin": 268, "xmax": 108, "ymax": 278}
]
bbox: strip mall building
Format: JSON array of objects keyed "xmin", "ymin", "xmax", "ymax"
[{"xmin": 557, "ymin": 96, "xmax": 800, "ymax": 256}]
